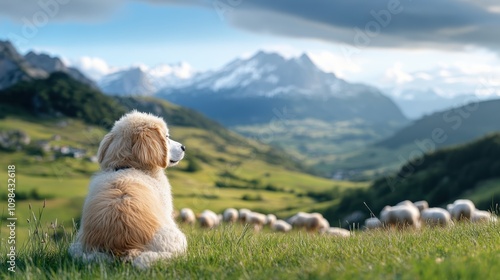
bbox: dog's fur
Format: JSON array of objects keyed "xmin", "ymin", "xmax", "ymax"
[{"xmin": 69, "ymin": 111, "xmax": 187, "ymax": 268}]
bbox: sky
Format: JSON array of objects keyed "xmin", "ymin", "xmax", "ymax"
[{"xmin": 1, "ymin": 0, "xmax": 500, "ymax": 97}]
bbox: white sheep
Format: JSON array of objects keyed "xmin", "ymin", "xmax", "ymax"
[
  {"xmin": 446, "ymin": 204, "xmax": 454, "ymax": 212},
  {"xmin": 414, "ymin": 200, "xmax": 429, "ymax": 213},
  {"xmin": 271, "ymin": 219, "xmax": 292, "ymax": 232},
  {"xmin": 449, "ymin": 199, "xmax": 475, "ymax": 221},
  {"xmin": 246, "ymin": 211, "xmax": 268, "ymax": 231},
  {"xmin": 396, "ymin": 200, "xmax": 414, "ymax": 207},
  {"xmin": 223, "ymin": 208, "xmax": 239, "ymax": 223},
  {"xmin": 199, "ymin": 210, "xmax": 220, "ymax": 228},
  {"xmin": 321, "ymin": 227, "xmax": 351, "ymax": 237},
  {"xmin": 471, "ymin": 210, "xmax": 493, "ymax": 223},
  {"xmin": 239, "ymin": 208, "xmax": 251, "ymax": 223},
  {"xmin": 287, "ymin": 212, "xmax": 307, "ymax": 226},
  {"xmin": 380, "ymin": 204, "xmax": 420, "ymax": 229},
  {"xmin": 266, "ymin": 214, "xmax": 277, "ymax": 227},
  {"xmin": 364, "ymin": 217, "xmax": 383, "ymax": 230},
  {"xmin": 318, "ymin": 216, "xmax": 330, "ymax": 231},
  {"xmin": 421, "ymin": 207, "xmax": 451, "ymax": 227},
  {"xmin": 179, "ymin": 208, "xmax": 196, "ymax": 225},
  {"xmin": 288, "ymin": 212, "xmax": 329, "ymax": 232}
]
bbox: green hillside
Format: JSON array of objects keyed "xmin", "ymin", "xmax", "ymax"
[
  {"xmin": 326, "ymin": 99, "xmax": 500, "ymax": 179},
  {"xmin": 0, "ymin": 74, "xmax": 367, "ymax": 242},
  {"xmin": 323, "ymin": 133, "xmax": 500, "ymax": 221},
  {"xmin": 377, "ymin": 99, "xmax": 500, "ymax": 149},
  {"xmin": 0, "ymin": 72, "xmax": 125, "ymax": 127}
]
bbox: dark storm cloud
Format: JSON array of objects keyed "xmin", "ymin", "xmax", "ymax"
[{"xmin": 226, "ymin": 0, "xmax": 500, "ymax": 50}]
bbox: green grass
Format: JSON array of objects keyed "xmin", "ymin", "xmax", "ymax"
[{"xmin": 1, "ymin": 208, "xmax": 499, "ymax": 279}]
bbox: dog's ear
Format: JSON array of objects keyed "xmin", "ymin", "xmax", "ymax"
[
  {"xmin": 132, "ymin": 125, "xmax": 168, "ymax": 169},
  {"xmin": 97, "ymin": 132, "xmax": 114, "ymax": 164}
]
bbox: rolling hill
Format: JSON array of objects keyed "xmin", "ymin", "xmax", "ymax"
[
  {"xmin": 377, "ymin": 98, "xmax": 500, "ymax": 149},
  {"xmin": 327, "ymin": 98, "xmax": 500, "ymax": 178}
]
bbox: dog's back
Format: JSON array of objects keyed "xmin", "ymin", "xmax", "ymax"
[{"xmin": 80, "ymin": 173, "xmax": 163, "ymax": 256}]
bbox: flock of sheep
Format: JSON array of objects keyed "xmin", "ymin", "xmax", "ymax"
[
  {"xmin": 177, "ymin": 199, "xmax": 496, "ymax": 237},
  {"xmin": 367, "ymin": 199, "xmax": 496, "ymax": 230},
  {"xmin": 178, "ymin": 207, "xmax": 351, "ymax": 237}
]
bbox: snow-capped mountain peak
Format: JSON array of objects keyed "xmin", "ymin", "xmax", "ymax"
[
  {"xmin": 156, "ymin": 50, "xmax": 406, "ymax": 127},
  {"xmin": 161, "ymin": 51, "xmax": 344, "ymax": 98}
]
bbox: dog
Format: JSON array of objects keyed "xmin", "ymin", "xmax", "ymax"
[{"xmin": 69, "ymin": 111, "xmax": 187, "ymax": 268}]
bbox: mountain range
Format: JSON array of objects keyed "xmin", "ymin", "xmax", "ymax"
[
  {"xmin": 157, "ymin": 51, "xmax": 407, "ymax": 127},
  {"xmin": 0, "ymin": 40, "xmax": 95, "ymax": 90}
]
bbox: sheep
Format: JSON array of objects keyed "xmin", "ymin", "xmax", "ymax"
[
  {"xmin": 396, "ymin": 200, "xmax": 414, "ymax": 207},
  {"xmin": 288, "ymin": 212, "xmax": 329, "ymax": 232},
  {"xmin": 321, "ymin": 227, "xmax": 351, "ymax": 237},
  {"xmin": 271, "ymin": 220, "xmax": 292, "ymax": 232},
  {"xmin": 414, "ymin": 200, "xmax": 429, "ymax": 213},
  {"xmin": 246, "ymin": 211, "xmax": 268, "ymax": 231},
  {"xmin": 266, "ymin": 214, "xmax": 277, "ymax": 227},
  {"xmin": 364, "ymin": 217, "xmax": 383, "ymax": 230},
  {"xmin": 471, "ymin": 210, "xmax": 493, "ymax": 223},
  {"xmin": 179, "ymin": 208, "xmax": 196, "ymax": 225},
  {"xmin": 223, "ymin": 208, "xmax": 239, "ymax": 223},
  {"xmin": 318, "ymin": 216, "xmax": 330, "ymax": 231},
  {"xmin": 449, "ymin": 199, "xmax": 475, "ymax": 221},
  {"xmin": 239, "ymin": 208, "xmax": 251, "ymax": 223},
  {"xmin": 287, "ymin": 212, "xmax": 307, "ymax": 226},
  {"xmin": 447, "ymin": 204, "xmax": 454, "ymax": 212},
  {"xmin": 421, "ymin": 207, "xmax": 451, "ymax": 227},
  {"xmin": 199, "ymin": 210, "xmax": 221, "ymax": 228},
  {"xmin": 380, "ymin": 204, "xmax": 420, "ymax": 229}
]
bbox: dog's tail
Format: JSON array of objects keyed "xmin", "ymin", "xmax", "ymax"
[{"xmin": 80, "ymin": 178, "xmax": 163, "ymax": 256}]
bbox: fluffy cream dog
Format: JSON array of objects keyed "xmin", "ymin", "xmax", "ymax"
[{"xmin": 69, "ymin": 111, "xmax": 187, "ymax": 268}]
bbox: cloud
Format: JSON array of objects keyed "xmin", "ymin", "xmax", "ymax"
[
  {"xmin": 0, "ymin": 0, "xmax": 205, "ymax": 22},
  {"xmin": 384, "ymin": 62, "xmax": 413, "ymax": 85},
  {"xmin": 383, "ymin": 61, "xmax": 500, "ymax": 98},
  {"xmin": 0, "ymin": 0, "xmax": 122, "ymax": 22},
  {"xmin": 307, "ymin": 51, "xmax": 361, "ymax": 79},
  {"xmin": 224, "ymin": 0, "xmax": 500, "ymax": 52},
  {"xmin": 69, "ymin": 56, "xmax": 114, "ymax": 80},
  {"xmin": 2, "ymin": 0, "xmax": 500, "ymax": 53}
]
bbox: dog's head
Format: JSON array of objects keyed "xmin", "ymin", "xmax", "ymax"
[{"xmin": 97, "ymin": 111, "xmax": 185, "ymax": 171}]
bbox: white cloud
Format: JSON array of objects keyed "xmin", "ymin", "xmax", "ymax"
[
  {"xmin": 384, "ymin": 63, "xmax": 414, "ymax": 85},
  {"xmin": 69, "ymin": 56, "xmax": 114, "ymax": 81},
  {"xmin": 149, "ymin": 62, "xmax": 195, "ymax": 79},
  {"xmin": 383, "ymin": 60, "xmax": 500, "ymax": 98},
  {"xmin": 307, "ymin": 50, "xmax": 361, "ymax": 79}
]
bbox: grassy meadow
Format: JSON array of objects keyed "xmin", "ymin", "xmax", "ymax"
[
  {"xmin": 2, "ymin": 114, "xmax": 500, "ymax": 279},
  {"xmin": 1, "ymin": 210, "xmax": 499, "ymax": 279}
]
